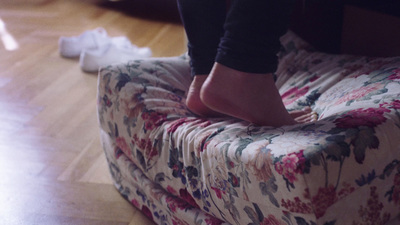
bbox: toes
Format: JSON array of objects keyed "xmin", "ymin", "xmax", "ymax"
[
  {"xmin": 294, "ymin": 111, "xmax": 319, "ymax": 123},
  {"xmin": 289, "ymin": 106, "xmax": 312, "ymax": 119}
]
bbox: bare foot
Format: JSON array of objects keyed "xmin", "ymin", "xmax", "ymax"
[
  {"xmin": 200, "ymin": 63, "xmax": 296, "ymax": 127},
  {"xmin": 289, "ymin": 106, "xmax": 319, "ymax": 123},
  {"xmin": 186, "ymin": 75, "xmax": 223, "ymax": 117}
]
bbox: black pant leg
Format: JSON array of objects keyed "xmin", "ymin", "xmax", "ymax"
[
  {"xmin": 177, "ymin": 0, "xmax": 226, "ymax": 76},
  {"xmin": 216, "ymin": 0, "xmax": 295, "ymax": 74}
]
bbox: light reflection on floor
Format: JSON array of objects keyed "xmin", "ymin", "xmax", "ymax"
[{"xmin": 0, "ymin": 17, "xmax": 19, "ymax": 51}]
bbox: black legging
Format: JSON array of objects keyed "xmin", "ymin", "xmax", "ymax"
[{"xmin": 177, "ymin": 0, "xmax": 294, "ymax": 76}]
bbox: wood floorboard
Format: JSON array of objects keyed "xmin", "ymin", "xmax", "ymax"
[{"xmin": 0, "ymin": 0, "xmax": 186, "ymax": 224}]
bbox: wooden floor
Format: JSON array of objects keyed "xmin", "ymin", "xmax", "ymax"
[{"xmin": 0, "ymin": 0, "xmax": 185, "ymax": 224}]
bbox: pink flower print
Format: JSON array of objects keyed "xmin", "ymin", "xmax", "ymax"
[
  {"xmin": 274, "ymin": 150, "xmax": 306, "ymax": 183},
  {"xmin": 311, "ymin": 185, "xmax": 337, "ymax": 218},
  {"xmin": 211, "ymin": 186, "xmax": 225, "ymax": 199},
  {"xmin": 337, "ymin": 182, "xmax": 355, "ymax": 199},
  {"xmin": 133, "ymin": 134, "xmax": 147, "ymax": 150},
  {"xmin": 281, "ymin": 86, "xmax": 309, "ymax": 106},
  {"xmin": 388, "ymin": 68, "xmax": 400, "ymax": 81},
  {"xmin": 309, "ymin": 75, "xmax": 320, "ymax": 82},
  {"xmin": 391, "ymin": 100, "xmax": 400, "ymax": 109},
  {"xmin": 143, "ymin": 139, "xmax": 157, "ymax": 160},
  {"xmin": 260, "ymin": 214, "xmax": 286, "ymax": 225},
  {"xmin": 380, "ymin": 100, "xmax": 400, "ymax": 110},
  {"xmin": 334, "ymin": 83, "xmax": 384, "ymax": 106},
  {"xmin": 353, "ymin": 186, "xmax": 390, "ymax": 225},
  {"xmin": 293, "ymin": 150, "xmax": 306, "ymax": 172},
  {"xmin": 172, "ymin": 216, "xmax": 190, "ymax": 225},
  {"xmin": 179, "ymin": 188, "xmax": 200, "ymax": 208},
  {"xmin": 334, "ymin": 107, "xmax": 390, "ymax": 128},
  {"xmin": 141, "ymin": 111, "xmax": 167, "ymax": 131},
  {"xmin": 141, "ymin": 205, "xmax": 153, "ymax": 221},
  {"xmin": 166, "ymin": 186, "xmax": 178, "ymax": 195},
  {"xmin": 131, "ymin": 199, "xmax": 140, "ymax": 208},
  {"xmin": 274, "ymin": 162, "xmax": 284, "ymax": 174},
  {"xmin": 198, "ymin": 119, "xmax": 212, "ymax": 128},
  {"xmin": 169, "ymin": 202, "xmax": 177, "ymax": 214},
  {"xmin": 167, "ymin": 118, "xmax": 198, "ymax": 134},
  {"xmin": 284, "ymin": 172, "xmax": 297, "ymax": 184},
  {"xmin": 283, "ymin": 154, "xmax": 299, "ymax": 172},
  {"xmin": 281, "ymin": 197, "xmax": 313, "ymax": 214},
  {"xmin": 166, "ymin": 196, "xmax": 189, "ymax": 213},
  {"xmin": 195, "ymin": 130, "xmax": 215, "ymax": 154},
  {"xmin": 131, "ymin": 134, "xmax": 159, "ymax": 161},
  {"xmin": 116, "ymin": 137, "xmax": 130, "ymax": 155},
  {"xmin": 204, "ymin": 216, "xmax": 224, "ymax": 225}
]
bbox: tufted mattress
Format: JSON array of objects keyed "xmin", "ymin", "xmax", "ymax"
[{"xmin": 97, "ymin": 31, "xmax": 400, "ymax": 225}]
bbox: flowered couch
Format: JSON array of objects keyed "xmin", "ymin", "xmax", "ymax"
[{"xmin": 97, "ymin": 31, "xmax": 400, "ymax": 225}]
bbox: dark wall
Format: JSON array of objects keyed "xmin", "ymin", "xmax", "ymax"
[
  {"xmin": 289, "ymin": 0, "xmax": 344, "ymax": 54},
  {"xmin": 289, "ymin": 0, "xmax": 400, "ymax": 54}
]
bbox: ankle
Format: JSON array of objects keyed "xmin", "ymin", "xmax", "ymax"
[{"xmin": 200, "ymin": 62, "xmax": 296, "ymax": 127}]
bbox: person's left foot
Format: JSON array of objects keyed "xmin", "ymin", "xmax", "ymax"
[{"xmin": 186, "ymin": 75, "xmax": 223, "ymax": 117}]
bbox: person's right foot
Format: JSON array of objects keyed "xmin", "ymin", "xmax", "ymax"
[
  {"xmin": 200, "ymin": 63, "xmax": 296, "ymax": 127},
  {"xmin": 289, "ymin": 107, "xmax": 318, "ymax": 123}
]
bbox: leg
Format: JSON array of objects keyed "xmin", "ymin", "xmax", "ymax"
[
  {"xmin": 177, "ymin": 0, "xmax": 226, "ymax": 116},
  {"xmin": 201, "ymin": 0, "xmax": 299, "ymax": 126}
]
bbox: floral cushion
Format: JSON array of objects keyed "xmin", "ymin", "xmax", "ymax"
[{"xmin": 97, "ymin": 31, "xmax": 400, "ymax": 225}]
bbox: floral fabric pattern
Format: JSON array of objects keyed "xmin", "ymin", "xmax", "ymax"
[{"xmin": 97, "ymin": 31, "xmax": 400, "ymax": 225}]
